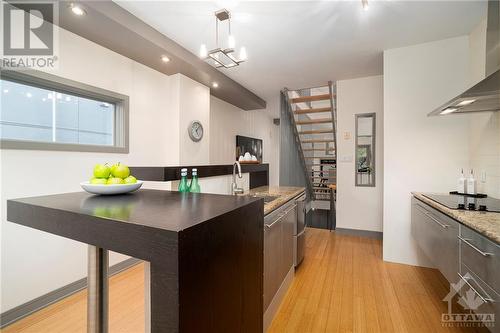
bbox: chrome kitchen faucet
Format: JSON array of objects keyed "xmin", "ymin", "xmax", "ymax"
[{"xmin": 231, "ymin": 161, "xmax": 244, "ymax": 195}]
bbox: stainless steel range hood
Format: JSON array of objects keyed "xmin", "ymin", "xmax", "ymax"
[{"xmin": 429, "ymin": 1, "xmax": 500, "ymax": 116}]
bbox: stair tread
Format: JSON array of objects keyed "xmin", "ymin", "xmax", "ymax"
[
  {"xmin": 298, "ymin": 129, "xmax": 332, "ymax": 134},
  {"xmin": 310, "ymin": 175, "xmax": 336, "ymax": 177},
  {"xmin": 291, "ymin": 94, "xmax": 331, "ymax": 103},
  {"xmin": 304, "ymin": 156, "xmax": 336, "ymax": 159},
  {"xmin": 294, "ymin": 107, "xmax": 332, "ymax": 115},
  {"xmin": 302, "ymin": 148, "xmax": 335, "ymax": 151},
  {"xmin": 306, "ymin": 163, "xmax": 336, "ymax": 166},
  {"xmin": 295, "ymin": 118, "xmax": 332, "ymax": 125},
  {"xmin": 301, "ymin": 139, "xmax": 335, "ymax": 143}
]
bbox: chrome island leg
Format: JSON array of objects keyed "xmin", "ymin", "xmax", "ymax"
[{"xmin": 87, "ymin": 246, "xmax": 108, "ymax": 333}]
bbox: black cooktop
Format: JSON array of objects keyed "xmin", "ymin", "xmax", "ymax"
[{"xmin": 422, "ymin": 193, "xmax": 500, "ymax": 213}]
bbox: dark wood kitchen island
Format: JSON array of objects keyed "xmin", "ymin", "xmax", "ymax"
[{"xmin": 7, "ymin": 190, "xmax": 264, "ymax": 333}]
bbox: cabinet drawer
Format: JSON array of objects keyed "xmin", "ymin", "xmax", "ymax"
[
  {"xmin": 264, "ymin": 215, "xmax": 282, "ymax": 311},
  {"xmin": 411, "ymin": 198, "xmax": 459, "ymax": 283},
  {"xmin": 460, "ymin": 225, "xmax": 500, "ymax": 294},
  {"xmin": 458, "ymin": 265, "xmax": 499, "ymax": 331}
]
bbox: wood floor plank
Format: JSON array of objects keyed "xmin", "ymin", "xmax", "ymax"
[
  {"xmin": 2, "ymin": 229, "xmax": 490, "ymax": 333},
  {"xmin": 2, "ymin": 263, "xmax": 144, "ymax": 333}
]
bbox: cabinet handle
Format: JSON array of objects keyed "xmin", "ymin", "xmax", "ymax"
[
  {"xmin": 265, "ymin": 204, "xmax": 297, "ymax": 229},
  {"xmin": 266, "ymin": 213, "xmax": 286, "ymax": 229},
  {"xmin": 283, "ymin": 204, "xmax": 297, "ymax": 215},
  {"xmin": 458, "ymin": 273, "xmax": 495, "ymax": 303},
  {"xmin": 415, "ymin": 206, "xmax": 449, "ymax": 229},
  {"xmin": 458, "ymin": 236, "xmax": 493, "ymax": 257}
]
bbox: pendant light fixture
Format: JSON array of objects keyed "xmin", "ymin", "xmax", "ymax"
[{"xmin": 200, "ymin": 9, "xmax": 247, "ymax": 68}]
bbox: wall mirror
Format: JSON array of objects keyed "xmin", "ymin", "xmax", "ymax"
[{"xmin": 355, "ymin": 113, "xmax": 376, "ymax": 187}]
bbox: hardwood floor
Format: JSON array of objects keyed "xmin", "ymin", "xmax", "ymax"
[
  {"xmin": 2, "ymin": 229, "xmax": 489, "ymax": 333},
  {"xmin": 268, "ymin": 228, "xmax": 487, "ymax": 333},
  {"xmin": 2, "ymin": 264, "xmax": 145, "ymax": 333}
]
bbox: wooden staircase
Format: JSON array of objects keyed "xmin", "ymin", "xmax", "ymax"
[{"xmin": 283, "ymin": 82, "xmax": 337, "ymax": 201}]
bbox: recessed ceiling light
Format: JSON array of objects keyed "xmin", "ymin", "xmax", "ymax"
[
  {"xmin": 440, "ymin": 108, "xmax": 458, "ymax": 115},
  {"xmin": 457, "ymin": 99, "xmax": 476, "ymax": 106},
  {"xmin": 212, "ymin": 82, "xmax": 219, "ymax": 88},
  {"xmin": 70, "ymin": 3, "xmax": 86, "ymax": 16},
  {"xmin": 3, "ymin": 89, "xmax": 8, "ymax": 93},
  {"xmin": 26, "ymin": 92, "xmax": 32, "ymax": 98},
  {"xmin": 161, "ymin": 55, "xmax": 170, "ymax": 63}
]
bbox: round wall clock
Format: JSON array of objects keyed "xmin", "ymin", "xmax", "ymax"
[{"xmin": 188, "ymin": 120, "xmax": 204, "ymax": 142}]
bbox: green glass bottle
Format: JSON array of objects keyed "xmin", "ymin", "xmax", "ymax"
[
  {"xmin": 189, "ymin": 168, "xmax": 201, "ymax": 193},
  {"xmin": 178, "ymin": 168, "xmax": 189, "ymax": 192}
]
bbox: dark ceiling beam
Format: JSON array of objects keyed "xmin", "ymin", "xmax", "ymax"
[{"xmin": 46, "ymin": 1, "xmax": 267, "ymax": 110}]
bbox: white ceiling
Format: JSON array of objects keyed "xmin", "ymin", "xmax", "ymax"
[{"xmin": 116, "ymin": 1, "xmax": 487, "ymax": 102}]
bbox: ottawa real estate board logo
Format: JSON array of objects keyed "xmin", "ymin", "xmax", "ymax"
[
  {"xmin": 442, "ymin": 273, "xmax": 495, "ymax": 329},
  {"xmin": 1, "ymin": 1, "xmax": 59, "ymax": 69}
]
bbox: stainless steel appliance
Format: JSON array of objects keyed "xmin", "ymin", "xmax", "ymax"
[
  {"xmin": 263, "ymin": 190, "xmax": 308, "ymax": 331},
  {"xmin": 422, "ymin": 193, "xmax": 500, "ymax": 213},
  {"xmin": 295, "ymin": 193, "xmax": 309, "ymax": 266},
  {"xmin": 263, "ymin": 199, "xmax": 296, "ymax": 311}
]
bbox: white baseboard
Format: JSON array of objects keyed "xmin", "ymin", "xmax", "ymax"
[{"xmin": 0, "ymin": 257, "xmax": 141, "ymax": 328}]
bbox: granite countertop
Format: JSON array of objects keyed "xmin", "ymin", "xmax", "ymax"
[
  {"xmin": 243, "ymin": 186, "xmax": 306, "ymax": 215},
  {"xmin": 412, "ymin": 192, "xmax": 500, "ymax": 244}
]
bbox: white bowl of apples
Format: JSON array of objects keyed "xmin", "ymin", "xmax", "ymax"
[{"xmin": 81, "ymin": 163, "xmax": 143, "ymax": 195}]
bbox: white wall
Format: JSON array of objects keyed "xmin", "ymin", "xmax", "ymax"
[
  {"xmin": 209, "ymin": 95, "xmax": 280, "ymax": 186},
  {"xmin": 469, "ymin": 113, "xmax": 500, "ymax": 198},
  {"xmin": 0, "ymin": 28, "xmax": 176, "ymax": 312},
  {"xmin": 383, "ymin": 36, "xmax": 472, "ymax": 266},
  {"xmin": 174, "ymin": 74, "xmax": 211, "ymax": 165},
  {"xmin": 336, "ymin": 75, "xmax": 384, "ymax": 232},
  {"xmin": 468, "ymin": 17, "xmax": 487, "ymax": 85}
]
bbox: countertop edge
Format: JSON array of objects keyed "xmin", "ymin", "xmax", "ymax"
[
  {"xmin": 242, "ymin": 186, "xmax": 306, "ymax": 215},
  {"xmin": 264, "ymin": 190, "xmax": 305, "ymax": 216},
  {"xmin": 412, "ymin": 192, "xmax": 500, "ymax": 245},
  {"xmin": 7, "ymin": 189, "xmax": 264, "ymax": 233}
]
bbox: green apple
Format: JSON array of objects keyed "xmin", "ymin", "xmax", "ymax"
[
  {"xmin": 107, "ymin": 177, "xmax": 124, "ymax": 185},
  {"xmin": 111, "ymin": 162, "xmax": 130, "ymax": 179},
  {"xmin": 90, "ymin": 177, "xmax": 108, "ymax": 185},
  {"xmin": 124, "ymin": 175, "xmax": 137, "ymax": 184},
  {"xmin": 93, "ymin": 163, "xmax": 110, "ymax": 178}
]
